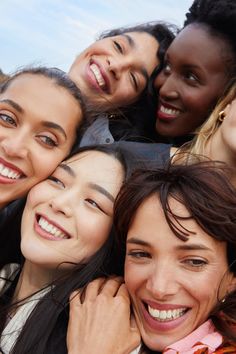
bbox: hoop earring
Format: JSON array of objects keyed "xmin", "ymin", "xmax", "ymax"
[{"xmin": 218, "ymin": 110, "xmax": 226, "ymax": 122}]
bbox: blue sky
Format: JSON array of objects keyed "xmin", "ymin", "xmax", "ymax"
[{"xmin": 0, "ymin": 0, "xmax": 192, "ymax": 74}]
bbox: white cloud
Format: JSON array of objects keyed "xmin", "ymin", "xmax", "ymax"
[{"xmin": 0, "ymin": 0, "xmax": 193, "ymax": 73}]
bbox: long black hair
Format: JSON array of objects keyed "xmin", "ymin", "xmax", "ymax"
[{"xmin": 0, "ymin": 143, "xmax": 140, "ymax": 354}]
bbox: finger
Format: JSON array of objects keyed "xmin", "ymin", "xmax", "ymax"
[
  {"xmin": 69, "ymin": 290, "xmax": 81, "ymax": 303},
  {"xmin": 99, "ymin": 277, "xmax": 124, "ymax": 297},
  {"xmin": 130, "ymin": 314, "xmax": 138, "ymax": 331},
  {"xmin": 83, "ymin": 277, "xmax": 106, "ymax": 301},
  {"xmin": 116, "ymin": 283, "xmax": 130, "ymax": 300}
]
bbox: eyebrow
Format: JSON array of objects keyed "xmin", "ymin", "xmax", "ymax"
[
  {"xmin": 126, "ymin": 238, "xmax": 212, "ymax": 252},
  {"xmin": 122, "ymin": 34, "xmax": 149, "ymax": 83},
  {"xmin": 41, "ymin": 121, "xmax": 67, "ymax": 139},
  {"xmin": 0, "ymin": 99, "xmax": 67, "ymax": 139},
  {"xmin": 0, "ymin": 99, "xmax": 24, "ymax": 113},
  {"xmin": 88, "ymin": 183, "xmax": 115, "ymax": 203},
  {"xmin": 127, "ymin": 237, "xmax": 150, "ymax": 246},
  {"xmin": 176, "ymin": 244, "xmax": 212, "ymax": 252},
  {"xmin": 58, "ymin": 163, "xmax": 76, "ymax": 177},
  {"xmin": 56, "ymin": 167, "xmax": 115, "ymax": 203}
]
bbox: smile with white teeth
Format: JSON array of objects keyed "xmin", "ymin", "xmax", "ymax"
[
  {"xmin": 160, "ymin": 105, "xmax": 180, "ymax": 116},
  {"xmin": 148, "ymin": 305, "xmax": 187, "ymax": 322},
  {"xmin": 38, "ymin": 216, "xmax": 69, "ymax": 239},
  {"xmin": 90, "ymin": 63, "xmax": 106, "ymax": 88},
  {"xmin": 0, "ymin": 163, "xmax": 22, "ymax": 179}
]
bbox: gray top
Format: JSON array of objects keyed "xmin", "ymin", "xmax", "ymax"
[{"xmin": 80, "ymin": 116, "xmax": 114, "ymax": 147}]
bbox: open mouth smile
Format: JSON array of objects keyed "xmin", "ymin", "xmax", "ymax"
[
  {"xmin": 0, "ymin": 158, "xmax": 25, "ymax": 182},
  {"xmin": 36, "ymin": 214, "xmax": 71, "ymax": 240},
  {"xmin": 147, "ymin": 304, "xmax": 188, "ymax": 322},
  {"xmin": 89, "ymin": 60, "xmax": 110, "ymax": 93}
]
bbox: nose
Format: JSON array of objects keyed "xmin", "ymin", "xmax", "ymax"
[
  {"xmin": 107, "ymin": 57, "xmax": 131, "ymax": 80},
  {"xmin": 146, "ymin": 263, "xmax": 179, "ymax": 299},
  {"xmin": 1, "ymin": 134, "xmax": 29, "ymax": 159},
  {"xmin": 49, "ymin": 191, "xmax": 73, "ymax": 218},
  {"xmin": 156, "ymin": 71, "xmax": 179, "ymax": 100}
]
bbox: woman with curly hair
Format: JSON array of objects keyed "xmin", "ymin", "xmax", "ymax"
[{"xmin": 154, "ymin": 0, "xmax": 236, "ymax": 143}]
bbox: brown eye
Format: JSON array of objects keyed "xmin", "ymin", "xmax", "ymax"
[{"xmin": 113, "ymin": 40, "xmax": 123, "ymax": 54}]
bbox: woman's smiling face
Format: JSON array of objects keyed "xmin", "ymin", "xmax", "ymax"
[
  {"xmin": 154, "ymin": 24, "xmax": 230, "ymax": 138},
  {"xmin": 0, "ymin": 73, "xmax": 82, "ymax": 209},
  {"xmin": 21, "ymin": 150, "xmax": 124, "ymax": 269},
  {"xmin": 125, "ymin": 194, "xmax": 234, "ymax": 351},
  {"xmin": 69, "ymin": 31, "xmax": 159, "ymax": 110}
]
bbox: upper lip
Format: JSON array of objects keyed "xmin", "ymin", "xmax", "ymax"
[
  {"xmin": 36, "ymin": 213, "xmax": 72, "ymax": 239},
  {"xmin": 158, "ymin": 99, "xmax": 182, "ymax": 112},
  {"xmin": 0, "ymin": 157, "xmax": 25, "ymax": 176},
  {"xmin": 144, "ymin": 299, "xmax": 189, "ymax": 311},
  {"xmin": 90, "ymin": 58, "xmax": 111, "ymax": 94}
]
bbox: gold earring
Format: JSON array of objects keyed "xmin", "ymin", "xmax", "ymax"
[{"xmin": 218, "ymin": 110, "xmax": 226, "ymax": 122}]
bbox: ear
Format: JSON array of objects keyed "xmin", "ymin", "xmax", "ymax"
[{"xmin": 224, "ymin": 102, "xmax": 233, "ymax": 116}]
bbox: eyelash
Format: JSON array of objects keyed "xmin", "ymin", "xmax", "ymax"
[
  {"xmin": 127, "ymin": 250, "xmax": 151, "ymax": 259},
  {"xmin": 0, "ymin": 113, "xmax": 17, "ymax": 126},
  {"xmin": 47, "ymin": 175, "xmax": 65, "ymax": 188},
  {"xmin": 113, "ymin": 40, "xmax": 123, "ymax": 53},
  {"xmin": 36, "ymin": 135, "xmax": 58, "ymax": 148},
  {"xmin": 183, "ymin": 258, "xmax": 208, "ymax": 269},
  {"xmin": 0, "ymin": 113, "xmax": 58, "ymax": 148},
  {"xmin": 85, "ymin": 198, "xmax": 106, "ymax": 214},
  {"xmin": 130, "ymin": 72, "xmax": 138, "ymax": 90}
]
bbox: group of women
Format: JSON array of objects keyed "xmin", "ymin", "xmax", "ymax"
[{"xmin": 0, "ymin": 0, "xmax": 236, "ymax": 353}]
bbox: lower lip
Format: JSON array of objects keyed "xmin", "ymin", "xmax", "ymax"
[
  {"xmin": 0, "ymin": 174, "xmax": 21, "ymax": 184},
  {"xmin": 157, "ymin": 108, "xmax": 180, "ymax": 122},
  {"xmin": 34, "ymin": 217, "xmax": 65, "ymax": 241},
  {"xmin": 141, "ymin": 302, "xmax": 189, "ymax": 332}
]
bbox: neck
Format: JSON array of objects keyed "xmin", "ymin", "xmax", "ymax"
[
  {"xmin": 13, "ymin": 261, "xmax": 56, "ymax": 303},
  {"xmin": 205, "ymin": 130, "xmax": 236, "ymax": 185}
]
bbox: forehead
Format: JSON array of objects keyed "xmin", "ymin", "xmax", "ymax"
[
  {"xmin": 129, "ymin": 195, "xmax": 223, "ymax": 249},
  {"xmin": 65, "ymin": 150, "xmax": 123, "ymax": 177},
  {"xmin": 167, "ymin": 24, "xmax": 228, "ymax": 72}
]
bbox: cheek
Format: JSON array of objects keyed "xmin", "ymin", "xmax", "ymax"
[
  {"xmin": 154, "ymin": 73, "xmax": 165, "ymax": 90},
  {"xmin": 124, "ymin": 261, "xmax": 140, "ymax": 295},
  {"xmin": 78, "ymin": 216, "xmax": 112, "ymax": 251},
  {"xmin": 32, "ymin": 153, "xmax": 65, "ymax": 181}
]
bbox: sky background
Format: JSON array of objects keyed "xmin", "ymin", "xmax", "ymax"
[{"xmin": 0, "ymin": 0, "xmax": 192, "ymax": 74}]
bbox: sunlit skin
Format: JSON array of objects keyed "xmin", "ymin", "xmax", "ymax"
[
  {"xmin": 125, "ymin": 195, "xmax": 235, "ymax": 351},
  {"xmin": 20, "ymin": 150, "xmax": 124, "ymax": 291},
  {"xmin": 154, "ymin": 24, "xmax": 230, "ymax": 137},
  {"xmin": 205, "ymin": 99, "xmax": 236, "ymax": 167},
  {"xmin": 69, "ymin": 32, "xmax": 159, "ymax": 109},
  {"xmin": 0, "ymin": 74, "xmax": 83, "ymax": 209}
]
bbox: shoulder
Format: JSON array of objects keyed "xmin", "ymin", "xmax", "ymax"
[
  {"xmin": 0, "ymin": 263, "xmax": 20, "ymax": 294},
  {"xmin": 116, "ymin": 141, "xmax": 172, "ymax": 167}
]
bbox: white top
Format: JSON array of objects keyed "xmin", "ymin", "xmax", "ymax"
[{"xmin": 0, "ymin": 264, "xmax": 49, "ymax": 353}]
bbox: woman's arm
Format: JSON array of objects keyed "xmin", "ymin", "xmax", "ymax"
[{"xmin": 67, "ymin": 278, "xmax": 140, "ymax": 354}]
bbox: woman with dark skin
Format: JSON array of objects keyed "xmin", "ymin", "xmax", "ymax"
[{"xmin": 153, "ymin": 0, "xmax": 236, "ymax": 143}]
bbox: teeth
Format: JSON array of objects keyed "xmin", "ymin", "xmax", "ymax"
[
  {"xmin": 148, "ymin": 305, "xmax": 186, "ymax": 322},
  {"xmin": 90, "ymin": 63, "xmax": 106, "ymax": 88},
  {"xmin": 0, "ymin": 163, "xmax": 21, "ymax": 179},
  {"xmin": 38, "ymin": 216, "xmax": 68, "ymax": 239},
  {"xmin": 160, "ymin": 105, "xmax": 180, "ymax": 116}
]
